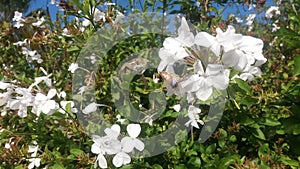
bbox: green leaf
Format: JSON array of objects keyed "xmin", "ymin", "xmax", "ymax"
[
  {"xmin": 253, "ymin": 128, "xmax": 266, "ymax": 140},
  {"xmin": 276, "ymin": 129, "xmax": 285, "ymax": 135},
  {"xmin": 187, "ymin": 157, "xmax": 201, "ymax": 168},
  {"xmin": 205, "ymin": 143, "xmax": 216, "ymax": 154},
  {"xmin": 235, "ymin": 78, "xmax": 250, "ymax": 93},
  {"xmin": 258, "ymin": 143, "xmax": 270, "ymax": 157},
  {"xmin": 293, "ymin": 124, "xmax": 300, "ymax": 135},
  {"xmin": 281, "ymin": 156, "xmax": 300, "ymax": 167},
  {"xmin": 229, "ymin": 135, "xmax": 237, "ymax": 143},
  {"xmin": 65, "ymin": 102, "xmax": 72, "ymax": 114},
  {"xmin": 217, "ymin": 155, "xmax": 239, "ymax": 168},
  {"xmin": 152, "ymin": 164, "xmax": 163, "ymax": 169},
  {"xmin": 120, "ymin": 164, "xmax": 133, "ymax": 169},
  {"xmin": 238, "ymin": 114, "xmax": 255, "ymax": 126},
  {"xmin": 67, "ymin": 46, "xmax": 80, "ymax": 53},
  {"xmin": 294, "ymin": 55, "xmax": 300, "ymax": 76},
  {"xmin": 261, "ymin": 118, "xmax": 281, "ymax": 126},
  {"xmin": 70, "ymin": 148, "xmax": 84, "ymax": 156},
  {"xmin": 218, "ymin": 139, "xmax": 225, "ymax": 148},
  {"xmin": 50, "ymin": 163, "xmax": 65, "ymax": 169},
  {"xmin": 174, "ymin": 164, "xmax": 187, "ymax": 169}
]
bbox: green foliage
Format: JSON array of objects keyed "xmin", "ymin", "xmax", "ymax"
[{"xmin": 1, "ymin": 0, "xmax": 300, "ymax": 168}]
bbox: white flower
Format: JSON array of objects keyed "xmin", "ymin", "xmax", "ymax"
[
  {"xmin": 185, "ymin": 105, "xmax": 204, "ymax": 129},
  {"xmin": 121, "ymin": 124, "xmax": 144, "ymax": 153},
  {"xmin": 265, "ymin": 6, "xmax": 280, "ymax": 18},
  {"xmin": 82, "ymin": 18, "xmax": 91, "ymax": 27},
  {"xmin": 8, "ymin": 87, "xmax": 34, "ymax": 118},
  {"xmin": 112, "ymin": 151, "xmax": 131, "ymax": 168},
  {"xmin": 94, "ymin": 8, "xmax": 105, "ymax": 22},
  {"xmin": 28, "ymin": 145, "xmax": 39, "ymax": 157},
  {"xmin": 28, "ymin": 158, "xmax": 41, "ymax": 169},
  {"xmin": 235, "ymin": 16, "xmax": 243, "ymax": 23},
  {"xmin": 92, "ymin": 125, "xmax": 121, "ymax": 155},
  {"xmin": 13, "ymin": 11, "xmax": 23, "ymax": 22},
  {"xmin": 90, "ymin": 53, "xmax": 97, "ymax": 64},
  {"xmin": 0, "ymin": 81, "xmax": 13, "ymax": 90},
  {"xmin": 246, "ymin": 13, "xmax": 256, "ymax": 26},
  {"xmin": 196, "ymin": 25, "xmax": 266, "ymax": 72},
  {"xmin": 116, "ymin": 114, "xmax": 126, "ymax": 124},
  {"xmin": 58, "ymin": 91, "xmax": 66, "ymax": 98},
  {"xmin": 68, "ymin": 63, "xmax": 78, "ymax": 73},
  {"xmin": 158, "ymin": 17, "xmax": 194, "ymax": 72},
  {"xmin": 13, "ymin": 39, "xmax": 28, "ymax": 46},
  {"xmin": 233, "ymin": 66, "xmax": 262, "ymax": 81},
  {"xmin": 91, "ymin": 125, "xmax": 122, "ymax": 169},
  {"xmin": 62, "ymin": 28, "xmax": 73, "ymax": 37},
  {"xmin": 181, "ymin": 61, "xmax": 229, "ymax": 101},
  {"xmin": 272, "ymin": 22, "xmax": 280, "ymax": 32},
  {"xmin": 94, "ymin": 153, "xmax": 107, "ymax": 169},
  {"xmin": 82, "ymin": 102, "xmax": 107, "ymax": 114},
  {"xmin": 144, "ymin": 112, "xmax": 158, "ymax": 126},
  {"xmin": 104, "ymin": 124, "xmax": 121, "ymax": 140},
  {"xmin": 104, "ymin": 2, "xmax": 116, "ymax": 6},
  {"xmin": 173, "ymin": 104, "xmax": 181, "ymax": 112},
  {"xmin": 0, "ymin": 91, "xmax": 12, "ymax": 107},
  {"xmin": 32, "ymin": 17, "xmax": 45, "ymax": 27},
  {"xmin": 21, "ymin": 47, "xmax": 43, "ymax": 63},
  {"xmin": 14, "ymin": 21, "xmax": 24, "ymax": 28},
  {"xmin": 59, "ymin": 101, "xmax": 77, "ymax": 114},
  {"xmin": 195, "ymin": 25, "xmax": 242, "ymax": 56},
  {"xmin": 4, "ymin": 142, "xmax": 12, "ymax": 150},
  {"xmin": 221, "ymin": 35, "xmax": 266, "ymax": 71},
  {"xmin": 27, "ymin": 143, "xmax": 41, "ymax": 169},
  {"xmin": 32, "ymin": 89, "xmax": 58, "ymax": 116},
  {"xmin": 113, "ymin": 11, "xmax": 124, "ymax": 24},
  {"xmin": 78, "ymin": 86, "xmax": 86, "ymax": 95},
  {"xmin": 28, "ymin": 71, "xmax": 52, "ymax": 91}
]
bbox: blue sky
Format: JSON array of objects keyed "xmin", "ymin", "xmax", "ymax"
[{"xmin": 25, "ymin": 0, "xmax": 275, "ymax": 23}]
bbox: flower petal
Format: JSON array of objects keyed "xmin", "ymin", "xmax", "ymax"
[
  {"xmin": 195, "ymin": 82, "xmax": 212, "ymax": 101},
  {"xmin": 127, "ymin": 124, "xmax": 141, "ymax": 138},
  {"xmin": 195, "ymin": 32, "xmax": 219, "ymax": 56},
  {"xmin": 91, "ymin": 143, "xmax": 102, "ymax": 154},
  {"xmin": 112, "ymin": 152, "xmax": 131, "ymax": 168},
  {"xmin": 133, "ymin": 138, "xmax": 145, "ymax": 151},
  {"xmin": 47, "ymin": 89, "xmax": 57, "ymax": 98},
  {"xmin": 97, "ymin": 154, "xmax": 108, "ymax": 169},
  {"xmin": 121, "ymin": 137, "xmax": 134, "ymax": 153}
]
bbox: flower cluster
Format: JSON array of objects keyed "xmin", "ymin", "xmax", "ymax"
[
  {"xmin": 265, "ymin": 6, "xmax": 281, "ymax": 32},
  {"xmin": 158, "ymin": 17, "xmax": 267, "ymax": 128},
  {"xmin": 27, "ymin": 141, "xmax": 41, "ymax": 169},
  {"xmin": 91, "ymin": 124, "xmax": 144, "ymax": 168},
  {"xmin": 0, "ymin": 67, "xmax": 76, "ymax": 118}
]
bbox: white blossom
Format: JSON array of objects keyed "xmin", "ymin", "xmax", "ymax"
[
  {"xmin": 185, "ymin": 105, "xmax": 204, "ymax": 129},
  {"xmin": 94, "ymin": 8, "xmax": 105, "ymax": 22},
  {"xmin": 265, "ymin": 6, "xmax": 280, "ymax": 19},
  {"xmin": 173, "ymin": 104, "xmax": 181, "ymax": 112},
  {"xmin": 68, "ymin": 63, "xmax": 78, "ymax": 73},
  {"xmin": 21, "ymin": 47, "xmax": 43, "ymax": 63},
  {"xmin": 12, "ymin": 11, "xmax": 23, "ymax": 22},
  {"xmin": 82, "ymin": 102, "xmax": 107, "ymax": 114},
  {"xmin": 121, "ymin": 124, "xmax": 145, "ymax": 153},
  {"xmin": 158, "ymin": 17, "xmax": 194, "ymax": 72},
  {"xmin": 181, "ymin": 61, "xmax": 230, "ymax": 101},
  {"xmin": 32, "ymin": 17, "xmax": 45, "ymax": 27},
  {"xmin": 32, "ymin": 89, "xmax": 59, "ymax": 116}
]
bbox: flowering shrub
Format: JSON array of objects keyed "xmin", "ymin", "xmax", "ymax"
[{"xmin": 0, "ymin": 0, "xmax": 300, "ymax": 169}]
